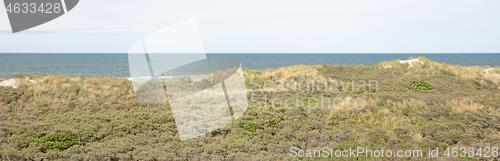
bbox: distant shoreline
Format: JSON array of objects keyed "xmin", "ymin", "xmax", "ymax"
[{"xmin": 1, "ymin": 54, "xmax": 500, "ymax": 79}]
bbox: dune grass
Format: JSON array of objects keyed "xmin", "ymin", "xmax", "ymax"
[{"xmin": 1, "ymin": 57, "xmax": 500, "ymax": 160}]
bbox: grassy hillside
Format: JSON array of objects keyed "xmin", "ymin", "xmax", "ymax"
[{"xmin": 1, "ymin": 57, "xmax": 500, "ymax": 160}]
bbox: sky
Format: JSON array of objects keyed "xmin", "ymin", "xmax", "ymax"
[{"xmin": 0, "ymin": 0, "xmax": 499, "ymax": 53}]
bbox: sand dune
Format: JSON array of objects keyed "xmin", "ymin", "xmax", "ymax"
[{"xmin": 0, "ymin": 77, "xmax": 35, "ymax": 88}]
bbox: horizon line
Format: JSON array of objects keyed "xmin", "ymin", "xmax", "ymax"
[{"xmin": 1, "ymin": 52, "xmax": 500, "ymax": 54}]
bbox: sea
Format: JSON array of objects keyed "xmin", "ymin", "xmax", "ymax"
[{"xmin": 0, "ymin": 53, "xmax": 499, "ymax": 79}]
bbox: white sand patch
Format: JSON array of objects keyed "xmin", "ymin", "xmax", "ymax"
[
  {"xmin": 190, "ymin": 74, "xmax": 211, "ymax": 83},
  {"xmin": 0, "ymin": 79, "xmax": 19, "ymax": 88},
  {"xmin": 400, "ymin": 58, "xmax": 423, "ymax": 68},
  {"xmin": 383, "ymin": 65, "xmax": 392, "ymax": 69},
  {"xmin": 0, "ymin": 77, "xmax": 36, "ymax": 89},
  {"xmin": 485, "ymin": 68, "xmax": 499, "ymax": 76}
]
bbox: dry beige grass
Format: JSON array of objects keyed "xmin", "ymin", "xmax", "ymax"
[
  {"xmin": 411, "ymin": 133, "xmax": 423, "ymax": 143},
  {"xmin": 328, "ymin": 96, "xmax": 378, "ymax": 115},
  {"xmin": 375, "ymin": 57, "xmax": 500, "ymax": 84},
  {"xmin": 24, "ymin": 75, "xmax": 135, "ymax": 110},
  {"xmin": 245, "ymin": 56, "xmax": 499, "ymax": 93},
  {"xmin": 407, "ymin": 57, "xmax": 498, "ymax": 83},
  {"xmin": 384, "ymin": 98, "xmax": 428, "ymax": 110},
  {"xmin": 246, "ymin": 65, "xmax": 328, "ymax": 92},
  {"xmin": 445, "ymin": 97, "xmax": 484, "ymax": 112},
  {"xmin": 259, "ymin": 65, "xmax": 325, "ymax": 82}
]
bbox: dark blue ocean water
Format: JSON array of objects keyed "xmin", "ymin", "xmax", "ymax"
[{"xmin": 0, "ymin": 53, "xmax": 499, "ymax": 79}]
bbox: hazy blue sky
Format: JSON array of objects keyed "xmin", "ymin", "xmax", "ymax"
[{"xmin": 0, "ymin": 0, "xmax": 499, "ymax": 53}]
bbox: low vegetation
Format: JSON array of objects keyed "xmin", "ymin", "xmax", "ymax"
[
  {"xmin": 27, "ymin": 130, "xmax": 83, "ymax": 152},
  {"xmin": 410, "ymin": 79, "xmax": 433, "ymax": 90},
  {"xmin": 0, "ymin": 57, "xmax": 500, "ymax": 160}
]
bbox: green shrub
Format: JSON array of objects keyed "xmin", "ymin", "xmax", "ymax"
[
  {"xmin": 410, "ymin": 79, "xmax": 433, "ymax": 90},
  {"xmin": 34, "ymin": 132, "xmax": 47, "ymax": 138},
  {"xmin": 242, "ymin": 122, "xmax": 262, "ymax": 133},
  {"xmin": 39, "ymin": 108, "xmax": 49, "ymax": 114},
  {"xmin": 355, "ymin": 89, "xmax": 365, "ymax": 94},
  {"xmin": 28, "ymin": 130, "xmax": 82, "ymax": 152},
  {"xmin": 263, "ymin": 119, "xmax": 279, "ymax": 129},
  {"xmin": 241, "ymin": 118, "xmax": 281, "ymax": 133},
  {"xmin": 301, "ymin": 98, "xmax": 317, "ymax": 102}
]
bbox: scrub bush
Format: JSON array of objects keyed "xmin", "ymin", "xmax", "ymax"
[
  {"xmin": 28, "ymin": 130, "xmax": 82, "ymax": 152},
  {"xmin": 410, "ymin": 79, "xmax": 433, "ymax": 90},
  {"xmin": 0, "ymin": 57, "xmax": 499, "ymax": 160}
]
